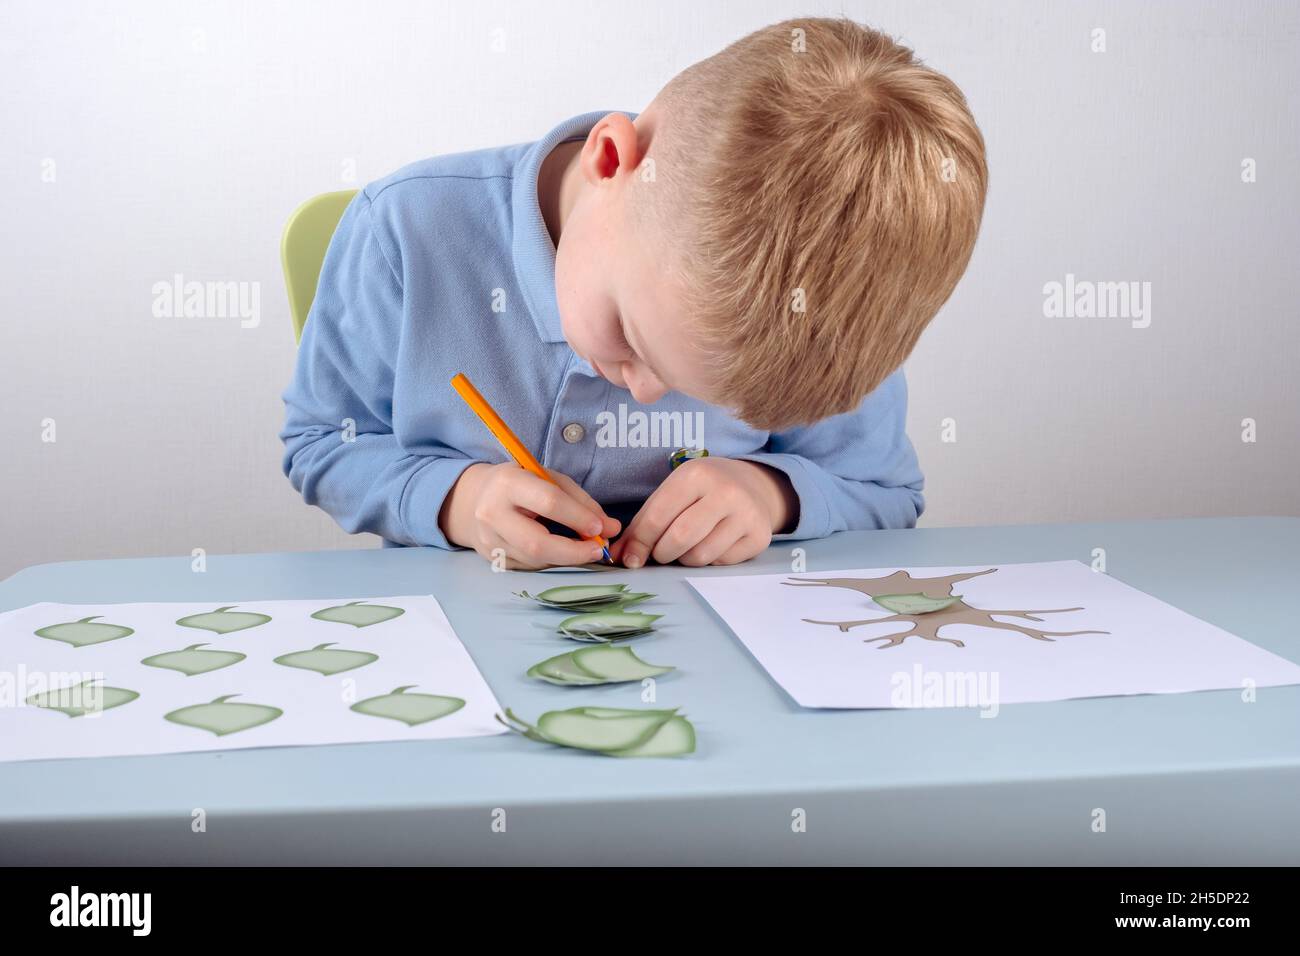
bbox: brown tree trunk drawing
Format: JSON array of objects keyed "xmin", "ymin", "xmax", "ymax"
[{"xmin": 783, "ymin": 569, "xmax": 1108, "ymax": 649}]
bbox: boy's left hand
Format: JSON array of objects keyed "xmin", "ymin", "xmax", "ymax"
[{"xmin": 610, "ymin": 457, "xmax": 798, "ymax": 568}]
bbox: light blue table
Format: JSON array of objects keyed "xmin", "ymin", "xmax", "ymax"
[{"xmin": 2, "ymin": 517, "xmax": 1297, "ymax": 865}]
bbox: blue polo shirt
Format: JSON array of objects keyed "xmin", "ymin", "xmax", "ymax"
[{"xmin": 280, "ymin": 111, "xmax": 925, "ymax": 551}]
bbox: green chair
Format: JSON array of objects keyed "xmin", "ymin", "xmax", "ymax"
[{"xmin": 280, "ymin": 189, "xmax": 357, "ymax": 342}]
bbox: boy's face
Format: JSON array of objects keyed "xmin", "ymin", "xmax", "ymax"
[{"xmin": 554, "ymin": 110, "xmax": 714, "ymax": 409}]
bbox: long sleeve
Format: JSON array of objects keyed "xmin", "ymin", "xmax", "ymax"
[
  {"xmin": 734, "ymin": 368, "xmax": 925, "ymax": 539},
  {"xmin": 279, "ymin": 191, "xmax": 480, "ymax": 549}
]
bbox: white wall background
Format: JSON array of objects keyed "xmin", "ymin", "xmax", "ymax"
[{"xmin": 2, "ymin": 0, "xmax": 1296, "ymax": 580}]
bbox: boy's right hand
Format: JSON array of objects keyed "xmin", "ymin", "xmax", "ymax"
[{"xmin": 439, "ymin": 462, "xmax": 621, "ymax": 570}]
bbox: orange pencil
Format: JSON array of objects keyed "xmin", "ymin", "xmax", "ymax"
[{"xmin": 451, "ymin": 373, "xmax": 612, "ymax": 563}]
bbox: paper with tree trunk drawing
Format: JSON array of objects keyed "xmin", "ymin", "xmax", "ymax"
[
  {"xmin": 687, "ymin": 561, "xmax": 1300, "ymax": 709},
  {"xmin": 0, "ymin": 594, "xmax": 506, "ymax": 763}
]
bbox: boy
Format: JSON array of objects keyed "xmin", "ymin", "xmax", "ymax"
[{"xmin": 281, "ymin": 18, "xmax": 987, "ymax": 570}]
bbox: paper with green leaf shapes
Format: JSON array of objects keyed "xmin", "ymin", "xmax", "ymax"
[{"xmin": 0, "ymin": 595, "xmax": 506, "ymax": 763}]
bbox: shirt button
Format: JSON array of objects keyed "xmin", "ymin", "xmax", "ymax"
[{"xmin": 561, "ymin": 422, "xmax": 586, "ymax": 444}]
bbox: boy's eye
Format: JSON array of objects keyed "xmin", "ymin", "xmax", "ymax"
[{"xmin": 614, "ymin": 317, "xmax": 634, "ymax": 353}]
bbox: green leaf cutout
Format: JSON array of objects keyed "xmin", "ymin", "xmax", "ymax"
[
  {"xmin": 497, "ymin": 706, "xmax": 694, "ymax": 758},
  {"xmin": 873, "ymin": 593, "xmax": 961, "ymax": 615},
  {"xmin": 555, "ymin": 610, "xmax": 662, "ymax": 642},
  {"xmin": 526, "ymin": 645, "xmax": 675, "ymax": 686}
]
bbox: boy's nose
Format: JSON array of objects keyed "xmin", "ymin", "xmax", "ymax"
[{"xmin": 628, "ymin": 374, "xmax": 668, "ymax": 405}]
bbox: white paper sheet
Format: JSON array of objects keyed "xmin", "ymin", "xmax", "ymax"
[
  {"xmin": 688, "ymin": 561, "xmax": 1300, "ymax": 709},
  {"xmin": 0, "ymin": 594, "xmax": 506, "ymax": 762}
]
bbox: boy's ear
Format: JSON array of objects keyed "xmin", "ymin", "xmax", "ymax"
[{"xmin": 580, "ymin": 112, "xmax": 640, "ymax": 185}]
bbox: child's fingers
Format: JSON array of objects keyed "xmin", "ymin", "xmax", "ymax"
[
  {"xmin": 497, "ymin": 510, "xmax": 605, "ymax": 568},
  {"xmin": 619, "ymin": 478, "xmax": 702, "ymax": 569},
  {"xmin": 510, "ymin": 472, "xmax": 606, "ymax": 538},
  {"xmin": 549, "ymin": 471, "xmax": 621, "ymax": 538},
  {"xmin": 650, "ymin": 497, "xmax": 728, "ymax": 565},
  {"xmin": 677, "ymin": 515, "xmax": 747, "ymax": 567},
  {"xmin": 713, "ymin": 535, "xmax": 762, "ymax": 566}
]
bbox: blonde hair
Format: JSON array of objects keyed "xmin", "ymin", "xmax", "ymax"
[{"xmin": 639, "ymin": 18, "xmax": 988, "ymax": 430}]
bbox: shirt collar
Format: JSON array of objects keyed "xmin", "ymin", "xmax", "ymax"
[{"xmin": 511, "ymin": 110, "xmax": 635, "ymax": 344}]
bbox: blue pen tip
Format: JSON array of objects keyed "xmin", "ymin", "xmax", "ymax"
[{"xmin": 601, "ymin": 546, "xmax": 612, "ymax": 565}]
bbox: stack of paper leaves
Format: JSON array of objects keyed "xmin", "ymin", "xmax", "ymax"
[
  {"xmin": 499, "ymin": 706, "xmax": 695, "ymax": 758},
  {"xmin": 527, "ymin": 644, "xmax": 674, "ymax": 686},
  {"xmin": 503, "ymin": 580, "xmax": 691, "ymax": 757},
  {"xmin": 515, "ymin": 584, "xmax": 653, "ymax": 611},
  {"xmin": 553, "ymin": 609, "xmax": 662, "ymax": 642}
]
